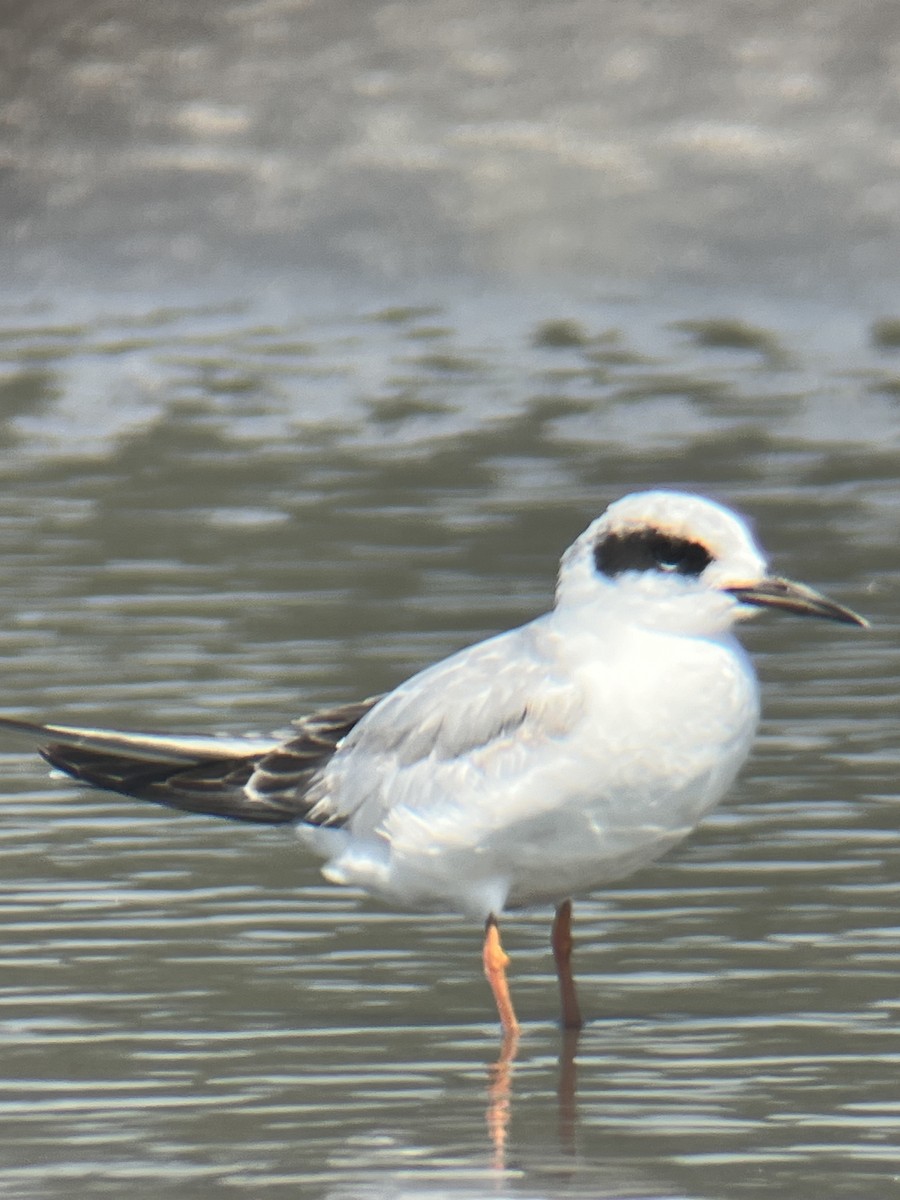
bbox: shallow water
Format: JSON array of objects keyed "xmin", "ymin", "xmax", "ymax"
[
  {"xmin": 0, "ymin": 287, "xmax": 896, "ymax": 1198},
  {"xmin": 4, "ymin": 1, "xmax": 900, "ymax": 1192}
]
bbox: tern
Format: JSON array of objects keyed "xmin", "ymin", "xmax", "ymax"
[{"xmin": 0, "ymin": 491, "xmax": 866, "ymax": 1036}]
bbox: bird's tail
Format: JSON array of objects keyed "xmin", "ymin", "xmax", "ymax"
[{"xmin": 0, "ymin": 698, "xmax": 380, "ymax": 826}]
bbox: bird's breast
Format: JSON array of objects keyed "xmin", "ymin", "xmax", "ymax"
[{"xmin": 571, "ymin": 623, "xmax": 758, "ymax": 787}]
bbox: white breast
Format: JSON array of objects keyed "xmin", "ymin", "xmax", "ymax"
[{"xmin": 303, "ymin": 610, "xmax": 759, "ymax": 920}]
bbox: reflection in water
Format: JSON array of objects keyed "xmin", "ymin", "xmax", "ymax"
[
  {"xmin": 487, "ymin": 1029, "xmax": 521, "ymax": 1172},
  {"xmin": 486, "ymin": 1026, "xmax": 580, "ymax": 1173},
  {"xmin": 485, "ymin": 904, "xmax": 584, "ymax": 1170},
  {"xmin": 556, "ymin": 1029, "xmax": 580, "ymax": 1154},
  {"xmin": 486, "ymin": 898, "xmax": 587, "ymax": 1170},
  {"xmin": 0, "ymin": 293, "xmax": 896, "ymax": 1197}
]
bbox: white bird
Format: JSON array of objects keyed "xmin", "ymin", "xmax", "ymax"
[{"xmin": 0, "ymin": 491, "xmax": 866, "ymax": 1036}]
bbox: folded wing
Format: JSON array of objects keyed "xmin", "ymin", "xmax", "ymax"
[
  {"xmin": 300, "ymin": 622, "xmax": 585, "ymax": 840},
  {"xmin": 0, "ymin": 698, "xmax": 382, "ymax": 825}
]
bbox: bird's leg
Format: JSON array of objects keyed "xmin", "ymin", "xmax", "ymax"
[
  {"xmin": 483, "ymin": 914, "xmax": 520, "ymax": 1037},
  {"xmin": 551, "ymin": 899, "xmax": 583, "ymax": 1031}
]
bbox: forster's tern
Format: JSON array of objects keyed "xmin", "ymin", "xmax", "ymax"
[{"xmin": 0, "ymin": 491, "xmax": 866, "ymax": 1035}]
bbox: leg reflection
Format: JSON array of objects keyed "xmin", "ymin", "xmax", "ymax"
[
  {"xmin": 485, "ymin": 1024, "xmax": 582, "ymax": 1169},
  {"xmin": 486, "ymin": 1027, "xmax": 519, "ymax": 1171},
  {"xmin": 557, "ymin": 1026, "xmax": 580, "ymax": 1152}
]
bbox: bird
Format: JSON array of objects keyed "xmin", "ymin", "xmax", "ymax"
[{"xmin": 0, "ymin": 491, "xmax": 867, "ymax": 1038}]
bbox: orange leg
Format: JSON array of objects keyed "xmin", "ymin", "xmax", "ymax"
[
  {"xmin": 551, "ymin": 899, "xmax": 583, "ymax": 1031},
  {"xmin": 483, "ymin": 914, "xmax": 520, "ymax": 1037}
]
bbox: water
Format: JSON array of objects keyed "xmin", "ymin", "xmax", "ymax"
[
  {"xmin": 4, "ymin": 1, "xmax": 900, "ymax": 1193},
  {"xmin": 0, "ymin": 288, "xmax": 895, "ymax": 1199}
]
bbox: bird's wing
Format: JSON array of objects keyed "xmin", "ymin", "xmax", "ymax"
[
  {"xmin": 0, "ymin": 716, "xmax": 278, "ymax": 763},
  {"xmin": 0, "ymin": 699, "xmax": 383, "ymax": 825},
  {"xmin": 302, "ymin": 620, "xmax": 586, "ymax": 835}
]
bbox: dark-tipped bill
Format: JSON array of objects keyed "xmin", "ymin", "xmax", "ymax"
[{"xmin": 727, "ymin": 576, "xmax": 868, "ymax": 627}]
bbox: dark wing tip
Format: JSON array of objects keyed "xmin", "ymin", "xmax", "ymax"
[
  {"xmin": 37, "ymin": 694, "xmax": 386, "ymax": 827},
  {"xmin": 40, "ymin": 743, "xmax": 299, "ymax": 824}
]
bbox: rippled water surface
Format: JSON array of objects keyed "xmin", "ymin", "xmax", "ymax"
[{"xmin": 0, "ymin": 285, "xmax": 895, "ymax": 1199}]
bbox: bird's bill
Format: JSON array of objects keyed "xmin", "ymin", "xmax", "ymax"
[{"xmin": 726, "ymin": 576, "xmax": 868, "ymax": 627}]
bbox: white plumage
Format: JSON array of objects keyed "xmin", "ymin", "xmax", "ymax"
[{"xmin": 0, "ymin": 490, "xmax": 865, "ymax": 1035}]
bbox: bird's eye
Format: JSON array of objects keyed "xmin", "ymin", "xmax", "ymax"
[{"xmin": 594, "ymin": 529, "xmax": 713, "ymax": 578}]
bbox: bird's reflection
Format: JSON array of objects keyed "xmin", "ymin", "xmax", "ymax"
[
  {"xmin": 485, "ymin": 1026, "xmax": 580, "ymax": 1171},
  {"xmin": 486, "ymin": 1029, "xmax": 519, "ymax": 1171},
  {"xmin": 556, "ymin": 1027, "xmax": 580, "ymax": 1151}
]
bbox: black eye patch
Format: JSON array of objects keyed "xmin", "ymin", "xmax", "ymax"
[{"xmin": 594, "ymin": 529, "xmax": 713, "ymax": 578}]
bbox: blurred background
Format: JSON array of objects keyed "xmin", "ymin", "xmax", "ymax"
[
  {"xmin": 5, "ymin": 0, "xmax": 900, "ymax": 302},
  {"xmin": 0, "ymin": 3, "xmax": 899, "ymax": 1198}
]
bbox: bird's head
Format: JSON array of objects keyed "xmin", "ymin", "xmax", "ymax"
[{"xmin": 556, "ymin": 491, "xmax": 867, "ymax": 635}]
